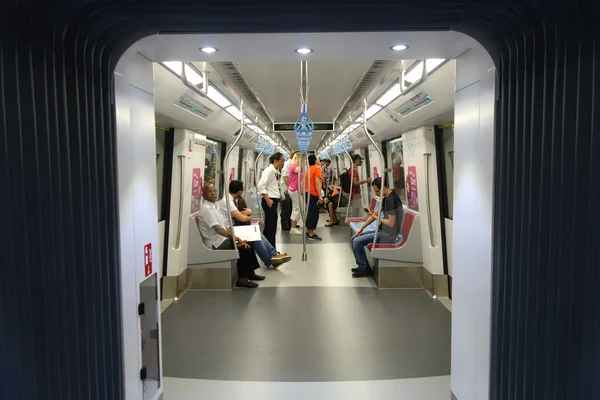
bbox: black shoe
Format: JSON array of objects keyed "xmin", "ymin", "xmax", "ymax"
[
  {"xmin": 249, "ymin": 274, "xmax": 265, "ymax": 281},
  {"xmin": 236, "ymin": 278, "xmax": 258, "ymax": 288},
  {"xmin": 306, "ymin": 234, "xmax": 322, "ymax": 241},
  {"xmin": 352, "ymin": 269, "xmax": 372, "ymax": 278},
  {"xmin": 351, "ymin": 267, "xmax": 371, "ymax": 273}
]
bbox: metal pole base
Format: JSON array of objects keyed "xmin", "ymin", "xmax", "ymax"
[{"xmin": 302, "ymin": 252, "xmax": 308, "ymax": 261}]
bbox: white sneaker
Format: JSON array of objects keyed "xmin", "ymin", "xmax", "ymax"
[{"xmin": 289, "ymin": 228, "xmax": 303, "ymax": 235}]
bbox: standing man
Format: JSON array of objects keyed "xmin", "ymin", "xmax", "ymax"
[
  {"xmin": 257, "ymin": 152, "xmax": 285, "ymax": 248},
  {"xmin": 349, "ymin": 154, "xmax": 372, "ymax": 217}
]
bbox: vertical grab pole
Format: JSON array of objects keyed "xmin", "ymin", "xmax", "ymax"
[
  {"xmin": 361, "ymin": 99, "xmax": 386, "ymax": 250},
  {"xmin": 299, "ymin": 153, "xmax": 308, "ymax": 261},
  {"xmin": 344, "ymin": 150, "xmax": 354, "ymax": 222},
  {"xmin": 254, "ymin": 152, "xmax": 263, "ymax": 221},
  {"xmin": 223, "ymin": 100, "xmax": 246, "ymax": 249}
]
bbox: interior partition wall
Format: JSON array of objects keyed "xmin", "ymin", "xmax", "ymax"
[{"xmin": 1, "ymin": 2, "xmax": 599, "ymax": 400}]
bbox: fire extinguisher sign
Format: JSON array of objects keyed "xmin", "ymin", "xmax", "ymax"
[{"xmin": 144, "ymin": 243, "xmax": 152, "ymax": 277}]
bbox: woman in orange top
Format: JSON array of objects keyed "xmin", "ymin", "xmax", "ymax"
[{"xmin": 304, "ymin": 155, "xmax": 323, "ymax": 240}]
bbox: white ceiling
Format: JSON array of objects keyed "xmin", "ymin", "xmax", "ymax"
[{"xmin": 141, "ymin": 31, "xmax": 475, "ymax": 151}]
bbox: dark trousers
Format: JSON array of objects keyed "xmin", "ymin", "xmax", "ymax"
[
  {"xmin": 214, "ymin": 239, "xmax": 259, "ymax": 279},
  {"xmin": 305, "ymin": 194, "xmax": 320, "ymax": 230},
  {"xmin": 261, "ymin": 197, "xmax": 279, "ymax": 248}
]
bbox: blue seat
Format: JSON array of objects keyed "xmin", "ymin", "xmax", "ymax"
[{"xmin": 349, "ymin": 220, "xmax": 377, "ymax": 234}]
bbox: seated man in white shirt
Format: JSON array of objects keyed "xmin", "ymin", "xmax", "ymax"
[
  {"xmin": 219, "ymin": 180, "xmax": 292, "ymax": 269},
  {"xmin": 198, "ymin": 184, "xmax": 263, "ymax": 288}
]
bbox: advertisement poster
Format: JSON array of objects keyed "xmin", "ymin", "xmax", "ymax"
[
  {"xmin": 406, "ymin": 166, "xmax": 419, "ymax": 211},
  {"xmin": 191, "ymin": 168, "xmax": 202, "ymax": 213},
  {"xmin": 229, "ymin": 167, "xmax": 236, "ymax": 183},
  {"xmin": 373, "ymin": 166, "xmax": 379, "ymax": 179}
]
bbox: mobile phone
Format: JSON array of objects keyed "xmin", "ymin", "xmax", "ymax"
[{"xmin": 363, "ymin": 208, "xmax": 370, "ymax": 213}]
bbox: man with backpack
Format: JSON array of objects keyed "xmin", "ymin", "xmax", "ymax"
[{"xmin": 340, "ymin": 154, "xmax": 372, "ymax": 217}]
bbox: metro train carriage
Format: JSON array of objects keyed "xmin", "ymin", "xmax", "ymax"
[
  {"xmin": 4, "ymin": 7, "xmax": 598, "ymax": 399},
  {"xmin": 149, "ymin": 38, "xmax": 460, "ymax": 399}
]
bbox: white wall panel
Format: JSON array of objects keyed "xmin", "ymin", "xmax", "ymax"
[
  {"xmin": 115, "ymin": 49, "xmax": 162, "ymax": 400},
  {"xmin": 451, "ymin": 43, "xmax": 496, "ymax": 400}
]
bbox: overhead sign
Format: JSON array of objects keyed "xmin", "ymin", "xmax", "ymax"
[{"xmin": 273, "ymin": 122, "xmax": 334, "ymax": 131}]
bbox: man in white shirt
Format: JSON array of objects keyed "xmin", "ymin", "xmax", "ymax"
[
  {"xmin": 198, "ymin": 184, "xmax": 263, "ymax": 288},
  {"xmin": 257, "ymin": 152, "xmax": 285, "ymax": 248},
  {"xmin": 219, "ymin": 180, "xmax": 292, "ymax": 268}
]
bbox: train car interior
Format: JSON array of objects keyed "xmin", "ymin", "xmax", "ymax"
[{"xmin": 115, "ymin": 30, "xmax": 494, "ymax": 400}]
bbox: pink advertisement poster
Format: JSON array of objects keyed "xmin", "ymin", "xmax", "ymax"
[
  {"xmin": 229, "ymin": 168, "xmax": 236, "ymax": 183},
  {"xmin": 191, "ymin": 168, "xmax": 202, "ymax": 213},
  {"xmin": 406, "ymin": 166, "xmax": 419, "ymax": 211}
]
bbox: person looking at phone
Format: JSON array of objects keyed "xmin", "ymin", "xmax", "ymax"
[{"xmin": 350, "ymin": 177, "xmax": 404, "ymax": 278}]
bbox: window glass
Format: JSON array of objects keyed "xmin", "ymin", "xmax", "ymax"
[
  {"xmin": 204, "ymin": 138, "xmax": 223, "ymax": 199},
  {"xmin": 387, "ymin": 137, "xmax": 407, "ymax": 205},
  {"xmin": 441, "ymin": 125, "xmax": 454, "ymax": 219},
  {"xmin": 155, "ymin": 128, "xmax": 167, "ymax": 221}
]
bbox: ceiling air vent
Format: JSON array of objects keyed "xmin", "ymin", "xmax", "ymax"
[
  {"xmin": 394, "ymin": 92, "xmax": 434, "ymax": 117},
  {"xmin": 173, "ymin": 94, "xmax": 215, "ymax": 119}
]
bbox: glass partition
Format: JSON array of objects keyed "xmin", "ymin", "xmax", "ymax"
[{"xmin": 387, "ymin": 137, "xmax": 406, "ymax": 205}]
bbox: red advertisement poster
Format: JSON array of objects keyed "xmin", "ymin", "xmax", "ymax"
[
  {"xmin": 144, "ymin": 243, "xmax": 152, "ymax": 277},
  {"xmin": 373, "ymin": 166, "xmax": 379, "ymax": 179},
  {"xmin": 406, "ymin": 166, "xmax": 419, "ymax": 211},
  {"xmin": 191, "ymin": 168, "xmax": 201, "ymax": 213}
]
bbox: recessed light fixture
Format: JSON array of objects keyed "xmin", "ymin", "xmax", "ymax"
[
  {"xmin": 390, "ymin": 44, "xmax": 409, "ymax": 51},
  {"xmin": 295, "ymin": 47, "xmax": 313, "ymax": 55},
  {"xmin": 200, "ymin": 46, "xmax": 218, "ymax": 54}
]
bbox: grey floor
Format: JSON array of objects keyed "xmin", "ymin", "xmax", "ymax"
[
  {"xmin": 161, "ymin": 287, "xmax": 451, "ymax": 382},
  {"xmin": 161, "ymin": 215, "xmax": 452, "ymax": 383}
]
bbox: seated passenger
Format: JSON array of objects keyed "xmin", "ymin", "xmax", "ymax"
[
  {"xmin": 198, "ymin": 184, "xmax": 263, "ymax": 288},
  {"xmin": 322, "ymin": 185, "xmax": 341, "ymax": 227},
  {"xmin": 220, "ymin": 180, "xmax": 292, "ymax": 268},
  {"xmin": 350, "ymin": 177, "xmax": 404, "ymax": 278}
]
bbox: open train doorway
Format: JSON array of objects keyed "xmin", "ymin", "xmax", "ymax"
[{"xmin": 115, "ymin": 31, "xmax": 495, "ymax": 400}]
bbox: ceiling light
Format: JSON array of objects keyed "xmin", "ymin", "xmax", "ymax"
[
  {"xmin": 163, "ymin": 61, "xmax": 182, "ymax": 75},
  {"xmin": 376, "ymin": 83, "xmax": 401, "ymax": 107},
  {"xmin": 365, "ymin": 104, "xmax": 382, "ymax": 119},
  {"xmin": 184, "ymin": 64, "xmax": 203, "ymax": 86},
  {"xmin": 206, "ymin": 85, "xmax": 231, "ymax": 108},
  {"xmin": 390, "ymin": 44, "xmax": 408, "ymax": 51},
  {"xmin": 200, "ymin": 47, "xmax": 218, "ymax": 54},
  {"xmin": 295, "ymin": 48, "xmax": 313, "ymax": 55},
  {"xmin": 226, "ymin": 106, "xmax": 243, "ymax": 120}
]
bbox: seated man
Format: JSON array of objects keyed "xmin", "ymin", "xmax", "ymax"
[
  {"xmin": 198, "ymin": 183, "xmax": 263, "ymax": 288},
  {"xmin": 219, "ymin": 180, "xmax": 292, "ymax": 268},
  {"xmin": 322, "ymin": 185, "xmax": 341, "ymax": 227},
  {"xmin": 350, "ymin": 177, "xmax": 404, "ymax": 278}
]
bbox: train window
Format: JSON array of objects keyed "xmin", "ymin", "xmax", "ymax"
[
  {"xmin": 441, "ymin": 125, "xmax": 454, "ymax": 219},
  {"xmin": 204, "ymin": 137, "xmax": 225, "ymax": 199},
  {"xmin": 387, "ymin": 137, "xmax": 407, "ymax": 205},
  {"xmin": 155, "ymin": 127, "xmax": 168, "ymax": 221}
]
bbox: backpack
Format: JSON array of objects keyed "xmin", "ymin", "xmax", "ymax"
[{"xmin": 340, "ymin": 168, "xmax": 352, "ymax": 193}]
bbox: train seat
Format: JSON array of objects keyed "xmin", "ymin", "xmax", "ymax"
[
  {"xmin": 366, "ymin": 210, "xmax": 423, "ymax": 263},
  {"xmin": 186, "ymin": 213, "xmax": 239, "ymax": 289}
]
